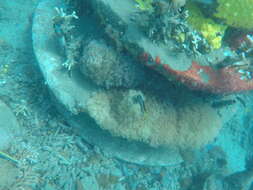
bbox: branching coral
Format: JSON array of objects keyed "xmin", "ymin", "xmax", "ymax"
[{"xmin": 53, "ymin": 7, "xmax": 80, "ymax": 71}]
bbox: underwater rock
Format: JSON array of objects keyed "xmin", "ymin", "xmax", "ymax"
[
  {"xmin": 201, "ymin": 155, "xmax": 253, "ymax": 190},
  {"xmin": 222, "ymin": 167, "xmax": 253, "ymax": 190},
  {"xmin": 202, "ymin": 169, "xmax": 253, "ymax": 190},
  {"xmin": 203, "ymin": 174, "xmax": 224, "ymax": 190},
  {"xmin": 80, "ymin": 39, "xmax": 145, "ymax": 89}
]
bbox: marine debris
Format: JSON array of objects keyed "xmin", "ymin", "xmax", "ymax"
[{"xmin": 0, "ymin": 151, "xmax": 19, "ymax": 166}]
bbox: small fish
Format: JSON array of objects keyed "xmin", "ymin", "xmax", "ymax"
[{"xmin": 132, "ymin": 95, "xmax": 146, "ymax": 113}]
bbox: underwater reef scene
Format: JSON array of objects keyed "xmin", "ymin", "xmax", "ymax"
[{"xmin": 1, "ymin": 0, "xmax": 253, "ymax": 189}]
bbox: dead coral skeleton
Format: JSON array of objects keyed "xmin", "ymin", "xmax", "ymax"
[
  {"xmin": 53, "ymin": 7, "xmax": 78, "ymax": 41},
  {"xmin": 10, "ymin": 165, "xmax": 39, "ymax": 190},
  {"xmin": 134, "ymin": 1, "xmax": 210, "ymax": 56},
  {"xmin": 146, "ymin": 2, "xmax": 189, "ymax": 44},
  {"xmin": 53, "ymin": 7, "xmax": 80, "ymax": 73},
  {"xmin": 14, "ymin": 100, "xmax": 29, "ymax": 117}
]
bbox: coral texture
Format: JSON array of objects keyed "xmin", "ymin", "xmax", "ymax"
[
  {"xmin": 187, "ymin": 2, "xmax": 227, "ymax": 49},
  {"xmin": 80, "ymin": 40, "xmax": 145, "ymax": 89},
  {"xmin": 134, "ymin": 0, "xmax": 153, "ymax": 11},
  {"xmin": 86, "ymin": 89, "xmax": 222, "ymax": 149},
  {"xmin": 214, "ymin": 0, "xmax": 253, "ymax": 29},
  {"xmin": 172, "ymin": 0, "xmax": 187, "ymax": 8}
]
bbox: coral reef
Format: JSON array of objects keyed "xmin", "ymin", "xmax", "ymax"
[
  {"xmin": 91, "ymin": 0, "xmax": 253, "ymax": 93},
  {"xmin": 134, "ymin": 0, "xmax": 213, "ymax": 55},
  {"xmin": 214, "ymin": 0, "xmax": 253, "ymax": 30},
  {"xmin": 186, "ymin": 2, "xmax": 227, "ymax": 50},
  {"xmin": 80, "ymin": 39, "xmax": 145, "ymax": 89},
  {"xmin": 86, "ymin": 89, "xmax": 222, "ymax": 149},
  {"xmin": 138, "ymin": 0, "xmax": 189, "ymax": 44}
]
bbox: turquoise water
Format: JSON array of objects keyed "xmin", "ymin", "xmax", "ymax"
[{"xmin": 0, "ymin": 0, "xmax": 253, "ymax": 189}]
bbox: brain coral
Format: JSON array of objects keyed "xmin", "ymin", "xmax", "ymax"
[
  {"xmin": 86, "ymin": 89, "xmax": 222, "ymax": 149},
  {"xmin": 214, "ymin": 0, "xmax": 253, "ymax": 29}
]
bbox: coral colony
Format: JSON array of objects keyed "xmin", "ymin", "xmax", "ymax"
[
  {"xmin": 50, "ymin": 0, "xmax": 253, "ymax": 150},
  {"xmin": 133, "ymin": 0, "xmax": 253, "ymax": 93}
]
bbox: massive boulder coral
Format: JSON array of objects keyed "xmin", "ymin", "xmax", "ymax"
[
  {"xmin": 86, "ymin": 89, "xmax": 222, "ymax": 149},
  {"xmin": 80, "ymin": 40, "xmax": 145, "ymax": 89}
]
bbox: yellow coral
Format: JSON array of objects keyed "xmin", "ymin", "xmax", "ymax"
[
  {"xmin": 201, "ymin": 23, "xmax": 224, "ymax": 49},
  {"xmin": 215, "ymin": 0, "xmax": 253, "ymax": 29},
  {"xmin": 187, "ymin": 2, "xmax": 227, "ymax": 50}
]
